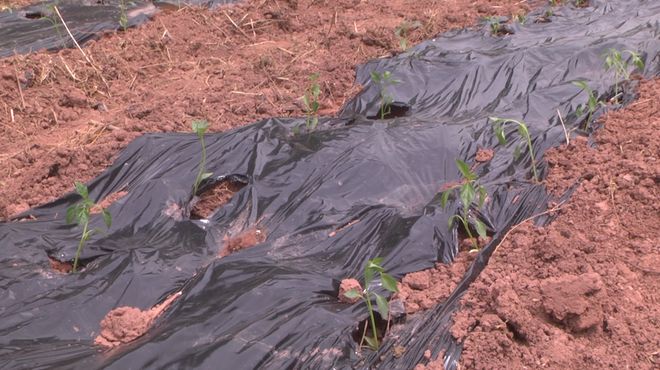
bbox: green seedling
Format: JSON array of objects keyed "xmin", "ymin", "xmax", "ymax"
[
  {"xmin": 490, "ymin": 117, "xmax": 539, "ymax": 182},
  {"xmin": 572, "ymin": 80, "xmax": 604, "ymax": 130},
  {"xmin": 370, "ymin": 71, "xmax": 398, "ymax": 119},
  {"xmin": 394, "ymin": 20, "xmax": 422, "ymax": 51},
  {"xmin": 192, "ymin": 119, "xmax": 213, "ymax": 196},
  {"xmin": 66, "ymin": 181, "xmax": 112, "ymax": 272},
  {"xmin": 603, "ymin": 49, "xmax": 644, "ymax": 103},
  {"xmin": 574, "ymin": 0, "xmax": 587, "ymax": 7},
  {"xmin": 485, "ymin": 16, "xmax": 502, "ymax": 35},
  {"xmin": 119, "ymin": 0, "xmax": 128, "ymax": 31},
  {"xmin": 343, "ymin": 257, "xmax": 398, "ymax": 351},
  {"xmin": 513, "ymin": 13, "xmax": 526, "ymax": 25},
  {"xmin": 440, "ymin": 159, "xmax": 488, "ymax": 251},
  {"xmin": 301, "ymin": 73, "xmax": 321, "ymax": 131}
]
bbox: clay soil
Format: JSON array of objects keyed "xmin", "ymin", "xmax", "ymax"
[
  {"xmin": 401, "ymin": 79, "xmax": 660, "ymax": 370},
  {"xmin": 1, "ymin": 0, "xmax": 658, "ymax": 368}
]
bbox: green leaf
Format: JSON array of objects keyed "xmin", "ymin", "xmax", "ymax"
[
  {"xmin": 364, "ymin": 335, "xmax": 379, "ymax": 350},
  {"xmin": 192, "ymin": 119, "xmax": 209, "ymax": 135},
  {"xmin": 368, "ymin": 257, "xmax": 384, "ymax": 269},
  {"xmin": 66, "ymin": 205, "xmax": 78, "ymax": 224},
  {"xmin": 74, "ymin": 181, "xmax": 88, "ymax": 199},
  {"xmin": 440, "ymin": 190, "xmax": 451, "ymax": 209},
  {"xmin": 493, "ymin": 123, "xmax": 506, "ymax": 146},
  {"xmin": 201, "ymin": 172, "xmax": 213, "ymax": 180},
  {"xmin": 455, "ymin": 159, "xmax": 473, "ymax": 180},
  {"xmin": 380, "ymin": 273, "xmax": 398, "ymax": 292},
  {"xmin": 478, "ymin": 186, "xmax": 487, "ymax": 208},
  {"xmin": 516, "ymin": 123, "xmax": 529, "ymax": 139},
  {"xmin": 572, "ymin": 80, "xmax": 587, "ymax": 90},
  {"xmin": 474, "ymin": 219, "xmax": 487, "ymax": 238},
  {"xmin": 102, "ymin": 209, "xmax": 112, "ymax": 228},
  {"xmin": 448, "ymin": 214, "xmax": 460, "ymax": 228},
  {"xmin": 343, "ymin": 289, "xmax": 362, "ymax": 299},
  {"xmin": 370, "ymin": 72, "xmax": 381, "ymax": 83},
  {"xmin": 375, "ymin": 293, "xmax": 389, "ymax": 318},
  {"xmin": 459, "ymin": 184, "xmax": 476, "ymax": 210},
  {"xmin": 78, "ymin": 211, "xmax": 89, "ymax": 226},
  {"xmin": 365, "ymin": 266, "xmax": 375, "ymax": 287}
]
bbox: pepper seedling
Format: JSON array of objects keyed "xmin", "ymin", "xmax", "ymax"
[
  {"xmin": 66, "ymin": 181, "xmax": 111, "ymax": 272},
  {"xmin": 490, "ymin": 117, "xmax": 539, "ymax": 182},
  {"xmin": 192, "ymin": 119, "xmax": 213, "ymax": 196},
  {"xmin": 440, "ymin": 159, "xmax": 488, "ymax": 251},
  {"xmin": 343, "ymin": 257, "xmax": 398, "ymax": 351}
]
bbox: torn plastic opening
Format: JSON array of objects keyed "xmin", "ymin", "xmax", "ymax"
[{"xmin": 0, "ymin": 1, "xmax": 659, "ymax": 369}]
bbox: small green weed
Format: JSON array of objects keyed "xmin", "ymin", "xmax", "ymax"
[
  {"xmin": 513, "ymin": 13, "xmax": 526, "ymax": 25},
  {"xmin": 603, "ymin": 49, "xmax": 644, "ymax": 103},
  {"xmin": 344, "ymin": 257, "xmax": 398, "ymax": 351},
  {"xmin": 370, "ymin": 71, "xmax": 398, "ymax": 119},
  {"xmin": 192, "ymin": 120, "xmax": 213, "ymax": 196},
  {"xmin": 572, "ymin": 80, "xmax": 604, "ymax": 130},
  {"xmin": 301, "ymin": 73, "xmax": 321, "ymax": 131},
  {"xmin": 440, "ymin": 159, "xmax": 488, "ymax": 251},
  {"xmin": 394, "ymin": 20, "xmax": 422, "ymax": 51},
  {"xmin": 66, "ymin": 181, "xmax": 111, "ymax": 272},
  {"xmin": 490, "ymin": 117, "xmax": 539, "ymax": 182}
]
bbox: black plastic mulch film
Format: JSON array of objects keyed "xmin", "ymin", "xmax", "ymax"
[{"xmin": 1, "ymin": 1, "xmax": 659, "ymax": 369}]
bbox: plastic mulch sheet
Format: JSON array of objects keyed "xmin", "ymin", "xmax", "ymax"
[
  {"xmin": 0, "ymin": 1, "xmax": 658, "ymax": 368},
  {"xmin": 0, "ymin": 0, "xmax": 237, "ymax": 58}
]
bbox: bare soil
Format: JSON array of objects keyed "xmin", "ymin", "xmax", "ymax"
[
  {"xmin": 191, "ymin": 179, "xmax": 245, "ymax": 219},
  {"xmin": 0, "ymin": 0, "xmax": 536, "ymax": 220},
  {"xmin": 95, "ymin": 291, "xmax": 181, "ymax": 348},
  {"xmin": 219, "ymin": 226, "xmax": 265, "ymax": 257}
]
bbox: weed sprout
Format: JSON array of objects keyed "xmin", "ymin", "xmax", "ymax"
[
  {"xmin": 66, "ymin": 182, "xmax": 112, "ymax": 272},
  {"xmin": 394, "ymin": 20, "xmax": 422, "ymax": 51},
  {"xmin": 344, "ymin": 258, "xmax": 398, "ymax": 351},
  {"xmin": 440, "ymin": 159, "xmax": 488, "ymax": 251},
  {"xmin": 192, "ymin": 119, "xmax": 213, "ymax": 196},
  {"xmin": 490, "ymin": 117, "xmax": 539, "ymax": 182}
]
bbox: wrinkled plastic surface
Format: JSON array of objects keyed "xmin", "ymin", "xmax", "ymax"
[
  {"xmin": 0, "ymin": 0, "xmax": 236, "ymax": 58},
  {"xmin": 1, "ymin": 1, "xmax": 659, "ymax": 369}
]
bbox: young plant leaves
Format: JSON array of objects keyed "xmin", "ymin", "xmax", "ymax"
[
  {"xmin": 375, "ymin": 293, "xmax": 389, "ymax": 318},
  {"xmin": 474, "ymin": 219, "xmax": 487, "ymax": 239},
  {"xmin": 455, "ymin": 159, "xmax": 475, "ymax": 181},
  {"xmin": 380, "ymin": 273, "xmax": 398, "ymax": 292}
]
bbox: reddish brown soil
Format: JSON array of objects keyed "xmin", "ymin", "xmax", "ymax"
[
  {"xmin": 404, "ymin": 79, "xmax": 659, "ymax": 369},
  {"xmin": 219, "ymin": 227, "xmax": 265, "ymax": 257},
  {"xmin": 191, "ymin": 180, "xmax": 245, "ymax": 219},
  {"xmin": 338, "ymin": 278, "xmax": 362, "ymax": 304},
  {"xmin": 95, "ymin": 291, "xmax": 181, "ymax": 348},
  {"xmin": 0, "ymin": 0, "xmax": 537, "ymax": 220},
  {"xmin": 91, "ymin": 190, "xmax": 128, "ymax": 214},
  {"xmin": 48, "ymin": 256, "xmax": 73, "ymax": 273}
]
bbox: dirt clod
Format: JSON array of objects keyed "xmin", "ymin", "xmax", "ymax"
[
  {"xmin": 338, "ymin": 278, "xmax": 362, "ymax": 304},
  {"xmin": 95, "ymin": 292, "xmax": 181, "ymax": 348},
  {"xmin": 219, "ymin": 227, "xmax": 266, "ymax": 257}
]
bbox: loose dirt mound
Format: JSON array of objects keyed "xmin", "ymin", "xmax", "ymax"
[
  {"xmin": 219, "ymin": 227, "xmax": 266, "ymax": 257},
  {"xmin": 95, "ymin": 292, "xmax": 181, "ymax": 348},
  {"xmin": 451, "ymin": 79, "xmax": 660, "ymax": 369}
]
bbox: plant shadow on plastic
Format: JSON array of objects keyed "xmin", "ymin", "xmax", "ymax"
[{"xmin": 344, "ymin": 258, "xmax": 399, "ymax": 351}]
